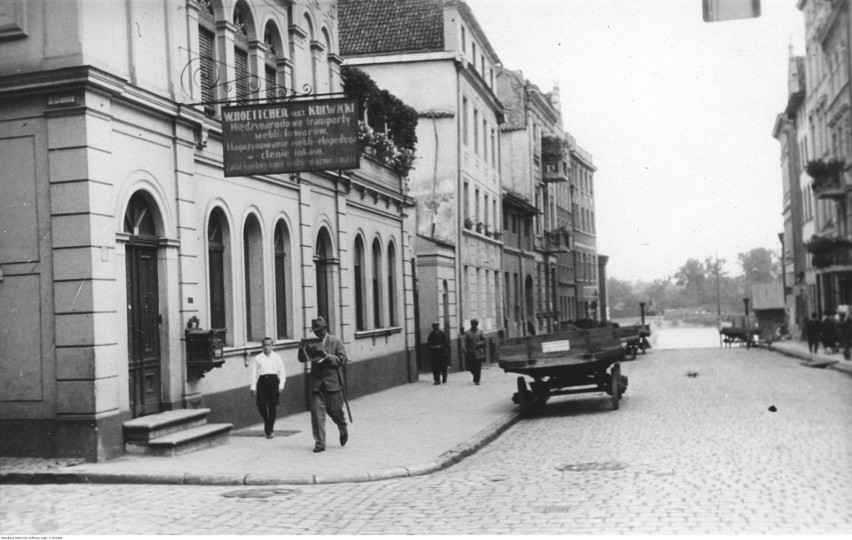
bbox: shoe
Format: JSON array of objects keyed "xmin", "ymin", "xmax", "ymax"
[
  {"xmin": 442, "ymin": 380, "xmax": 447, "ymax": 384},
  {"xmin": 313, "ymin": 445, "xmax": 325, "ymax": 453},
  {"xmin": 340, "ymin": 429, "xmax": 348, "ymax": 447},
  {"xmin": 475, "ymin": 382, "xmax": 480, "ymax": 385},
  {"xmin": 266, "ymin": 433, "xmax": 274, "ymax": 439},
  {"xmin": 434, "ymin": 382, "xmax": 440, "ymax": 385}
]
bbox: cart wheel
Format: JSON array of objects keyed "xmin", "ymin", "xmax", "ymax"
[
  {"xmin": 610, "ymin": 364, "xmax": 621, "ymax": 410},
  {"xmin": 517, "ymin": 376, "xmax": 531, "ymax": 415},
  {"xmin": 631, "ymin": 345, "xmax": 638, "ymax": 360}
]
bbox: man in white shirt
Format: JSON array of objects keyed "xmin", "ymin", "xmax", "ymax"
[{"xmin": 250, "ymin": 337, "xmax": 286, "ymax": 439}]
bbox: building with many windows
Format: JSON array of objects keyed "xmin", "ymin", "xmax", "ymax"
[
  {"xmin": 339, "ymin": 0, "xmax": 504, "ymax": 370},
  {"xmin": 568, "ymin": 135, "xmax": 601, "ymax": 320},
  {"xmin": 791, "ymin": 0, "xmax": 851, "ymax": 319},
  {"xmin": 0, "ymin": 0, "xmax": 415, "ymax": 461}
]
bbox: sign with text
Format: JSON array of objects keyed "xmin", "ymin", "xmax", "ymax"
[{"xmin": 221, "ymin": 98, "xmax": 359, "ymax": 177}]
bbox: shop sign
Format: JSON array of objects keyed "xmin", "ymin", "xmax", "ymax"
[{"xmin": 221, "ymin": 98, "xmax": 359, "ymax": 177}]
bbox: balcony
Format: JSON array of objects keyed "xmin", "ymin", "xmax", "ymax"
[
  {"xmin": 805, "ymin": 235, "xmax": 852, "ymax": 269},
  {"xmin": 808, "ymin": 158, "xmax": 847, "ymax": 200},
  {"xmin": 542, "ymin": 158, "xmax": 569, "ymax": 183}
]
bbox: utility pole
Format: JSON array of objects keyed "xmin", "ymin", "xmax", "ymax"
[{"xmin": 715, "ymin": 252, "xmax": 721, "ymax": 322}]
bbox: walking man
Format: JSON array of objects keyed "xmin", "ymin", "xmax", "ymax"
[
  {"xmin": 462, "ymin": 319, "xmax": 487, "ymax": 385},
  {"xmin": 249, "ymin": 337, "xmax": 286, "ymax": 439},
  {"xmin": 427, "ymin": 321, "xmax": 450, "ymax": 385},
  {"xmin": 299, "ymin": 317, "xmax": 349, "ymax": 453},
  {"xmin": 806, "ymin": 312, "xmax": 821, "ymax": 354}
]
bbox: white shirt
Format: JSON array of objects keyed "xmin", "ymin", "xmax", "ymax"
[{"xmin": 249, "ymin": 351, "xmax": 286, "ymax": 392}]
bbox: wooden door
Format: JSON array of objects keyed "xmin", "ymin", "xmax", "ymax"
[{"xmin": 127, "ymin": 244, "xmax": 161, "ymax": 417}]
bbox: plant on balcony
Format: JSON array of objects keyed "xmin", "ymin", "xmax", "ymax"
[
  {"xmin": 807, "ymin": 158, "xmax": 846, "ymax": 191},
  {"xmin": 343, "ymin": 66, "xmax": 418, "ymax": 177},
  {"xmin": 805, "ymin": 234, "xmax": 852, "ymax": 268},
  {"xmin": 475, "ymin": 221, "xmax": 483, "ymax": 233},
  {"xmin": 541, "ymin": 135, "xmax": 568, "ymax": 163},
  {"xmin": 464, "ymin": 217, "xmax": 474, "ymax": 229}
]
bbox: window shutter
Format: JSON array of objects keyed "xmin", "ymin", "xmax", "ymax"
[
  {"xmin": 235, "ymin": 48, "xmax": 249, "ymax": 101},
  {"xmin": 199, "ymin": 28, "xmax": 216, "ymax": 112},
  {"xmin": 266, "ymin": 66, "xmax": 277, "ymax": 101}
]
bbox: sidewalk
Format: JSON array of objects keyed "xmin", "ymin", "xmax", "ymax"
[
  {"xmin": 0, "ymin": 365, "xmax": 521, "ymax": 486},
  {"xmin": 769, "ymin": 338, "xmax": 852, "ymax": 376}
]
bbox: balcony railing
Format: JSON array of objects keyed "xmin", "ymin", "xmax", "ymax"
[
  {"xmin": 542, "ymin": 158, "xmax": 569, "ymax": 183},
  {"xmin": 812, "ymin": 172, "xmax": 846, "ymax": 200}
]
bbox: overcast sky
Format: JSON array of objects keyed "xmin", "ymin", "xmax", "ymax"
[{"xmin": 465, "ymin": 0, "xmax": 806, "ymax": 283}]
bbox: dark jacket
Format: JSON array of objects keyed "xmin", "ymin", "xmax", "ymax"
[
  {"xmin": 299, "ymin": 333, "xmax": 348, "ymax": 392},
  {"xmin": 427, "ymin": 328, "xmax": 450, "ymax": 361},
  {"xmin": 462, "ymin": 328, "xmax": 486, "ymax": 362}
]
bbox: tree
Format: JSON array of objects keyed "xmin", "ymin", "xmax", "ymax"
[
  {"xmin": 674, "ymin": 258, "xmax": 708, "ymax": 306},
  {"xmin": 737, "ymin": 248, "xmax": 779, "ymax": 285},
  {"xmin": 606, "ymin": 277, "xmax": 639, "ymax": 318}
]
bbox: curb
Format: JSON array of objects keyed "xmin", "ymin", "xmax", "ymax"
[
  {"xmin": 770, "ymin": 344, "xmax": 852, "ymax": 375},
  {"xmin": 0, "ymin": 410, "xmax": 522, "ymax": 487}
]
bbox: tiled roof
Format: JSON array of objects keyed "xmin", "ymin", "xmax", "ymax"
[{"xmin": 339, "ymin": 0, "xmax": 445, "ymax": 56}]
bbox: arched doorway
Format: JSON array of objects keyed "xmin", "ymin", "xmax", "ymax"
[{"xmin": 124, "ymin": 192, "xmax": 162, "ymax": 418}]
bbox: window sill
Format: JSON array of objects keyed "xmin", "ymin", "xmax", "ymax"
[{"xmin": 354, "ymin": 327, "xmax": 402, "ymax": 340}]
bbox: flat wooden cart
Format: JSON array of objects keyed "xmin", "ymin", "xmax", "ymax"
[
  {"xmin": 498, "ymin": 328, "xmax": 628, "ymax": 415},
  {"xmin": 614, "ymin": 324, "xmax": 651, "ymax": 359}
]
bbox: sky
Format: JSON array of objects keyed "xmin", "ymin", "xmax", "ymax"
[{"xmin": 464, "ymin": 0, "xmax": 807, "ymax": 283}]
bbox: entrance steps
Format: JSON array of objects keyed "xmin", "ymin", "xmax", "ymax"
[{"xmin": 123, "ymin": 408, "xmax": 232, "ymax": 457}]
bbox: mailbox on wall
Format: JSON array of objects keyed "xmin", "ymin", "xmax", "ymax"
[{"xmin": 185, "ymin": 316, "xmax": 226, "ymax": 379}]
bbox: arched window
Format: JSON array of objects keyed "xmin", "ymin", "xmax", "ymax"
[
  {"xmin": 207, "ymin": 209, "xmax": 232, "ymax": 340},
  {"xmin": 442, "ymin": 279, "xmax": 451, "ymax": 333},
  {"xmin": 387, "ymin": 241, "xmax": 397, "ymax": 326},
  {"xmin": 372, "ymin": 238, "xmax": 383, "ymax": 328},
  {"xmin": 303, "ymin": 14, "xmax": 315, "ymax": 91},
  {"xmin": 315, "ymin": 228, "xmax": 333, "ymax": 327},
  {"xmin": 243, "ymin": 214, "xmax": 265, "ymax": 342},
  {"xmin": 354, "ymin": 236, "xmax": 367, "ymax": 330},
  {"xmin": 264, "ymin": 22, "xmax": 284, "ymax": 102},
  {"xmin": 273, "ymin": 221, "xmax": 292, "ymax": 339},
  {"xmin": 319, "ymin": 27, "xmax": 332, "ymax": 94}
]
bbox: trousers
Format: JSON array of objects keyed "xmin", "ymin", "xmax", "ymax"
[{"xmin": 310, "ymin": 388, "xmax": 347, "ymax": 449}]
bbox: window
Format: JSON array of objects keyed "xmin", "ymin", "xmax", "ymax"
[
  {"xmin": 472, "ymin": 42, "xmax": 477, "ymax": 69},
  {"xmin": 372, "ymin": 239, "xmax": 383, "ymax": 328},
  {"xmin": 463, "ymin": 182, "xmax": 470, "ymax": 221},
  {"xmin": 315, "ymin": 229, "xmax": 334, "ymax": 328},
  {"xmin": 243, "ymin": 214, "xmax": 265, "ymax": 342},
  {"xmin": 482, "ymin": 119, "xmax": 488, "ymax": 162},
  {"xmin": 273, "ymin": 221, "xmax": 292, "ymax": 339},
  {"xmin": 387, "ymin": 241, "xmax": 397, "ymax": 326},
  {"xmin": 475, "ymin": 188, "xmax": 480, "ymax": 222},
  {"xmin": 233, "ymin": 4, "xmax": 252, "ymax": 102},
  {"xmin": 473, "ymin": 109, "xmax": 479, "ymax": 154},
  {"xmin": 207, "ymin": 209, "xmax": 231, "ymax": 341},
  {"xmin": 264, "ymin": 23, "xmax": 283, "ymax": 102},
  {"xmin": 198, "ymin": 3, "xmax": 217, "ymax": 115},
  {"xmin": 354, "ymin": 236, "xmax": 367, "ymax": 330},
  {"xmin": 462, "ymin": 97, "xmax": 469, "ymax": 145},
  {"xmin": 461, "ymin": 26, "xmax": 466, "ymax": 54}
]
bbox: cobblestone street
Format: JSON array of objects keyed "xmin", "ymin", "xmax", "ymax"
[{"xmin": 2, "ymin": 346, "xmax": 851, "ymax": 535}]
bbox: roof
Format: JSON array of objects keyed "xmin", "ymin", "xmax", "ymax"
[
  {"xmin": 338, "ymin": 0, "xmax": 501, "ymax": 64},
  {"xmin": 339, "ymin": 0, "xmax": 445, "ymax": 56},
  {"xmin": 751, "ymin": 283, "xmax": 785, "ymax": 310}
]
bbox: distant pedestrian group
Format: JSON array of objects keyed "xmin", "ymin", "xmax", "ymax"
[{"xmin": 805, "ymin": 309, "xmax": 852, "ymax": 359}]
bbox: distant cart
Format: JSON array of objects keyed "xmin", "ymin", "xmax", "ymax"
[
  {"xmin": 718, "ymin": 315, "xmax": 760, "ymax": 348},
  {"xmin": 498, "ymin": 327, "xmax": 628, "ymax": 415},
  {"xmin": 614, "ymin": 324, "xmax": 651, "ymax": 359}
]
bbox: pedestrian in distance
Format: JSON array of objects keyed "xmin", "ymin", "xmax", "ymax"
[
  {"xmin": 805, "ymin": 312, "xmax": 821, "ymax": 354},
  {"xmin": 298, "ymin": 316, "xmax": 349, "ymax": 453},
  {"xmin": 249, "ymin": 337, "xmax": 286, "ymax": 439},
  {"xmin": 462, "ymin": 319, "xmax": 487, "ymax": 385},
  {"xmin": 821, "ymin": 310, "xmax": 838, "ymax": 355},
  {"xmin": 840, "ymin": 307, "xmax": 852, "ymax": 360},
  {"xmin": 427, "ymin": 321, "xmax": 450, "ymax": 385}
]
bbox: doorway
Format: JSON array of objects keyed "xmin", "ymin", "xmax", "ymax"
[{"xmin": 124, "ymin": 193, "xmax": 162, "ymax": 418}]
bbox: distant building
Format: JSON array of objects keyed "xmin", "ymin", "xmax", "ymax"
[
  {"xmin": 772, "ymin": 49, "xmax": 806, "ymax": 337},
  {"xmin": 339, "ymin": 0, "xmax": 504, "ymax": 369},
  {"xmin": 568, "ymin": 135, "xmax": 601, "ymax": 320},
  {"xmin": 792, "ymin": 0, "xmax": 851, "ymax": 317}
]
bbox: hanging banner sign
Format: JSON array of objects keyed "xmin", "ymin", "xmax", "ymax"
[{"xmin": 221, "ymin": 98, "xmax": 360, "ymax": 177}]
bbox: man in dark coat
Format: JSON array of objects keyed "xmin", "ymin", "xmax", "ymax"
[
  {"xmin": 427, "ymin": 321, "xmax": 450, "ymax": 385},
  {"xmin": 298, "ymin": 316, "xmax": 348, "ymax": 453},
  {"xmin": 462, "ymin": 319, "xmax": 487, "ymax": 385},
  {"xmin": 821, "ymin": 311, "xmax": 838, "ymax": 354},
  {"xmin": 806, "ymin": 312, "xmax": 821, "ymax": 354}
]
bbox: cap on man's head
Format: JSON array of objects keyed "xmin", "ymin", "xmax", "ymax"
[
  {"xmin": 432, "ymin": 320, "xmax": 440, "ymax": 327},
  {"xmin": 311, "ymin": 316, "xmax": 327, "ymax": 332},
  {"xmin": 470, "ymin": 319, "xmax": 479, "ymax": 325}
]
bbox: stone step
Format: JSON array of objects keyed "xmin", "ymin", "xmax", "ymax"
[
  {"xmin": 123, "ymin": 409, "xmax": 211, "ymax": 443},
  {"xmin": 143, "ymin": 423, "xmax": 233, "ymax": 457}
]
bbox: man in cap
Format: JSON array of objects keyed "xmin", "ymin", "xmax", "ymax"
[
  {"xmin": 427, "ymin": 321, "xmax": 450, "ymax": 385},
  {"xmin": 461, "ymin": 319, "xmax": 487, "ymax": 385},
  {"xmin": 298, "ymin": 316, "xmax": 348, "ymax": 453}
]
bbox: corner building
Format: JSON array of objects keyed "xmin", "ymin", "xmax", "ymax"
[{"xmin": 0, "ymin": 0, "xmax": 416, "ymax": 461}]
